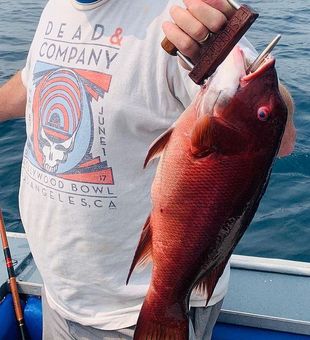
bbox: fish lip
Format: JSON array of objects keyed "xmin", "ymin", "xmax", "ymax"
[{"xmin": 241, "ymin": 55, "xmax": 276, "ymax": 83}]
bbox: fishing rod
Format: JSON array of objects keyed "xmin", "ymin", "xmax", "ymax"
[{"xmin": 0, "ymin": 209, "xmax": 27, "ymax": 340}]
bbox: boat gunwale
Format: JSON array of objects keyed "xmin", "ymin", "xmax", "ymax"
[
  {"xmin": 231, "ymin": 255, "xmax": 310, "ymax": 277},
  {"xmin": 1, "ymin": 234, "xmax": 310, "ymax": 336},
  {"xmin": 219, "ymin": 309, "xmax": 310, "ymax": 336}
]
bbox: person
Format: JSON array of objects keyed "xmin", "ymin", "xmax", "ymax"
[{"xmin": 0, "ymin": 0, "xmax": 295, "ymax": 339}]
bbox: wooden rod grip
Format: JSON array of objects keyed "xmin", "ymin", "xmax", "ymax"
[{"xmin": 161, "ymin": 37, "xmax": 178, "ymax": 56}]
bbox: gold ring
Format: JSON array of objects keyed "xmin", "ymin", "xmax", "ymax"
[{"xmin": 198, "ymin": 33, "xmax": 210, "ymax": 44}]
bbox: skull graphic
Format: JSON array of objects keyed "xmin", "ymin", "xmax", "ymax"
[{"xmin": 39, "ymin": 128, "xmax": 77, "ymax": 173}]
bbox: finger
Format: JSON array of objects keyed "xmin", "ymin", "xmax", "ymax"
[
  {"xmin": 279, "ymin": 83, "xmax": 294, "ymax": 119},
  {"xmin": 277, "ymin": 83, "xmax": 296, "ymax": 157},
  {"xmin": 200, "ymin": 0, "xmax": 236, "ymax": 19},
  {"xmin": 170, "ymin": 5, "xmax": 210, "ymax": 44},
  {"xmin": 162, "ymin": 21, "xmax": 201, "ymax": 62},
  {"xmin": 184, "ymin": 0, "xmax": 228, "ymax": 33}
]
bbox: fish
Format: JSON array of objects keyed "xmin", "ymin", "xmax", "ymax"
[{"xmin": 127, "ymin": 45, "xmax": 288, "ymax": 340}]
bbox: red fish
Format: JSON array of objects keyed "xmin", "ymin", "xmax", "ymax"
[{"xmin": 127, "ymin": 46, "xmax": 288, "ymax": 340}]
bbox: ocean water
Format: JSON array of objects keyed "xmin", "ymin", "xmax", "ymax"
[{"xmin": 0, "ymin": 0, "xmax": 309, "ymax": 262}]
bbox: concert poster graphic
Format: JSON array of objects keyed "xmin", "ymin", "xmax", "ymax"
[{"xmin": 22, "ymin": 22, "xmax": 124, "ymax": 210}]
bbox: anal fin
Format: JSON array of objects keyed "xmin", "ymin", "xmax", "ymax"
[{"xmin": 193, "ymin": 259, "xmax": 229, "ymax": 306}]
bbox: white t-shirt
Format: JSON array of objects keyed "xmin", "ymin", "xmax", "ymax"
[{"xmin": 20, "ymin": 0, "xmax": 257, "ymax": 330}]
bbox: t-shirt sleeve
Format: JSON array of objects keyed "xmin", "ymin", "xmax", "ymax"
[
  {"xmin": 20, "ymin": 42, "xmax": 34, "ymax": 89},
  {"xmin": 20, "ymin": 2, "xmax": 47, "ymax": 89},
  {"xmin": 166, "ymin": 58, "xmax": 200, "ymax": 110},
  {"xmin": 166, "ymin": 37, "xmax": 258, "ymax": 108}
]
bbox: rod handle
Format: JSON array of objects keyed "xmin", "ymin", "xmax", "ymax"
[{"xmin": 161, "ymin": 37, "xmax": 178, "ymax": 56}]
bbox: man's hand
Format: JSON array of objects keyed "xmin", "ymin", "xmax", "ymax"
[
  {"xmin": 278, "ymin": 84, "xmax": 296, "ymax": 157},
  {"xmin": 163, "ymin": 0, "xmax": 235, "ymax": 63},
  {"xmin": 0, "ymin": 71, "xmax": 27, "ymax": 122},
  {"xmin": 163, "ymin": 1, "xmax": 296, "ymax": 158}
]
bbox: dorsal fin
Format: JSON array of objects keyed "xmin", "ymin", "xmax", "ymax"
[
  {"xmin": 193, "ymin": 259, "xmax": 229, "ymax": 305},
  {"xmin": 144, "ymin": 125, "xmax": 175, "ymax": 168},
  {"xmin": 126, "ymin": 215, "xmax": 153, "ymax": 284}
]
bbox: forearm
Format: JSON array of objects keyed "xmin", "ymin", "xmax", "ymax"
[{"xmin": 0, "ymin": 71, "xmax": 27, "ymax": 122}]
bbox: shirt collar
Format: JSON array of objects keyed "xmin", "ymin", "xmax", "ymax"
[{"xmin": 71, "ymin": 0, "xmax": 110, "ymax": 10}]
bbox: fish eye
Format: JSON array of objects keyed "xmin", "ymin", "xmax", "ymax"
[{"xmin": 257, "ymin": 107, "xmax": 270, "ymax": 121}]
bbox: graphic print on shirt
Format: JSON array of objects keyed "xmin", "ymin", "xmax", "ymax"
[
  {"xmin": 22, "ymin": 21, "xmax": 124, "ymax": 210},
  {"xmin": 27, "ymin": 61, "xmax": 113, "ymax": 185}
]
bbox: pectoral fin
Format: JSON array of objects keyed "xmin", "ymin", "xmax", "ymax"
[
  {"xmin": 191, "ymin": 116, "xmax": 245, "ymax": 157},
  {"xmin": 191, "ymin": 115, "xmax": 216, "ymax": 157}
]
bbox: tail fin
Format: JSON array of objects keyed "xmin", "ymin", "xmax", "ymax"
[{"xmin": 134, "ymin": 299, "xmax": 189, "ymax": 340}]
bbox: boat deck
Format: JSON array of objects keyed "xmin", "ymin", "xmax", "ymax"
[
  {"xmin": 1, "ymin": 233, "xmax": 310, "ymax": 339},
  {"xmin": 221, "ymin": 255, "xmax": 310, "ymax": 337}
]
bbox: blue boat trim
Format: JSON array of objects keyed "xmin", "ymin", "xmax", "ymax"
[{"xmin": 213, "ymin": 322, "xmax": 310, "ymax": 340}]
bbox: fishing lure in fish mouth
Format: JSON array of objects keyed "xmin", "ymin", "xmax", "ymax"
[
  {"xmin": 194, "ymin": 34, "xmax": 282, "ymax": 122},
  {"xmin": 247, "ymin": 35, "xmax": 282, "ymax": 74}
]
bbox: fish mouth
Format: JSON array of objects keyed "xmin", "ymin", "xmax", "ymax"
[
  {"xmin": 241, "ymin": 55, "xmax": 276, "ymax": 83},
  {"xmin": 196, "ymin": 47, "xmax": 276, "ymax": 119}
]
